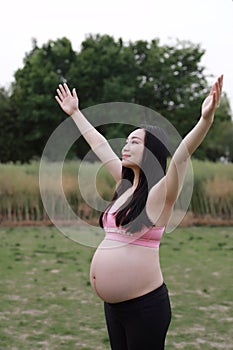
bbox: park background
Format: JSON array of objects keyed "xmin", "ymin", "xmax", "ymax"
[
  {"xmin": 0, "ymin": 33, "xmax": 232, "ymax": 226},
  {"xmin": 0, "ymin": 0, "xmax": 233, "ymax": 349}
]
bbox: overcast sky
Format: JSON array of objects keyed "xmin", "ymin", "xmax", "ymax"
[{"xmin": 1, "ymin": 0, "xmax": 233, "ymax": 110}]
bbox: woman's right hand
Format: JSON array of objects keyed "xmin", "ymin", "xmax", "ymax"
[{"xmin": 55, "ymin": 83, "xmax": 79, "ymax": 116}]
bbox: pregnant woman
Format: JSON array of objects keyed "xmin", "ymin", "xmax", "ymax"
[{"xmin": 55, "ymin": 75, "xmax": 223, "ymax": 350}]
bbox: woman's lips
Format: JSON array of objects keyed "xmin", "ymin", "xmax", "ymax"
[{"xmin": 122, "ymin": 154, "xmax": 130, "ymax": 159}]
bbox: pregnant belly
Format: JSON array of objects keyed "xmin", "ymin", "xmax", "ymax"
[{"xmin": 90, "ymin": 239, "xmax": 163, "ymax": 303}]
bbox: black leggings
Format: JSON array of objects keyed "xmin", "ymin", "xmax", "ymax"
[{"xmin": 104, "ymin": 283, "xmax": 171, "ymax": 350}]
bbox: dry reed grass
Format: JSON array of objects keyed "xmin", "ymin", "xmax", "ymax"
[{"xmin": 0, "ymin": 160, "xmax": 232, "ymax": 225}]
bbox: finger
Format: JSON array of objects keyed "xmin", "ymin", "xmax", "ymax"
[
  {"xmin": 72, "ymin": 87, "xmax": 78, "ymax": 99},
  {"xmin": 215, "ymin": 81, "xmax": 220, "ymax": 100},
  {"xmin": 212, "ymin": 77, "xmax": 222, "ymax": 97},
  {"xmin": 212, "ymin": 91, "xmax": 217, "ymax": 107},
  {"xmin": 214, "ymin": 88, "xmax": 220, "ymax": 107},
  {"xmin": 218, "ymin": 75, "xmax": 223, "ymax": 92},
  {"xmin": 210, "ymin": 84, "xmax": 216, "ymax": 96},
  {"xmin": 58, "ymin": 83, "xmax": 66, "ymax": 96},
  {"xmin": 217, "ymin": 79, "xmax": 222, "ymax": 97},
  {"xmin": 210, "ymin": 80, "xmax": 217, "ymax": 95},
  {"xmin": 220, "ymin": 74, "xmax": 224, "ymax": 85},
  {"xmin": 56, "ymin": 88, "xmax": 64, "ymax": 101},
  {"xmin": 55, "ymin": 95, "xmax": 62, "ymax": 106},
  {"xmin": 213, "ymin": 88, "xmax": 221, "ymax": 108},
  {"xmin": 213, "ymin": 80, "xmax": 220, "ymax": 96},
  {"xmin": 216, "ymin": 75, "xmax": 223, "ymax": 94},
  {"xmin": 63, "ymin": 83, "xmax": 72, "ymax": 96}
]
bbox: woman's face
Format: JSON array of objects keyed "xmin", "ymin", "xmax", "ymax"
[{"xmin": 121, "ymin": 129, "xmax": 145, "ymax": 169}]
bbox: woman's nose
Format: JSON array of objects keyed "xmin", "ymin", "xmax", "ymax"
[{"xmin": 122, "ymin": 143, "xmax": 129, "ymax": 152}]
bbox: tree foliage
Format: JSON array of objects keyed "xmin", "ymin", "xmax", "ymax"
[
  {"xmin": 10, "ymin": 37, "xmax": 77, "ymax": 161},
  {"xmin": 0, "ymin": 88, "xmax": 23, "ymax": 162},
  {"xmin": 0, "ymin": 34, "xmax": 232, "ymax": 163},
  {"xmin": 197, "ymin": 92, "xmax": 233, "ymax": 161}
]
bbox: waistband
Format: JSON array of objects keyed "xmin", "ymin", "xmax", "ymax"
[
  {"xmin": 105, "ymin": 282, "xmax": 167, "ymax": 307},
  {"xmin": 105, "ymin": 234, "xmax": 160, "ymax": 248}
]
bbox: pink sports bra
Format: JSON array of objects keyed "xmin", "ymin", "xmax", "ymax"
[{"xmin": 103, "ymin": 211, "xmax": 165, "ymax": 248}]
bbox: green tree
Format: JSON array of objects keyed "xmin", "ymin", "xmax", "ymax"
[
  {"xmin": 0, "ymin": 87, "xmax": 25, "ymax": 162},
  {"xmin": 68, "ymin": 34, "xmax": 137, "ymax": 106},
  {"xmin": 3, "ymin": 34, "xmax": 232, "ymax": 163},
  {"xmin": 131, "ymin": 39, "xmax": 208, "ymax": 134},
  {"xmin": 11, "ymin": 37, "xmax": 77, "ymax": 161},
  {"xmin": 67, "ymin": 34, "xmax": 139, "ymax": 151},
  {"xmin": 68, "ymin": 35, "xmax": 211, "ymax": 146},
  {"xmin": 196, "ymin": 92, "xmax": 233, "ymax": 161}
]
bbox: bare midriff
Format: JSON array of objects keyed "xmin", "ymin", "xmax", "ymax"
[{"xmin": 90, "ymin": 238, "xmax": 164, "ymax": 303}]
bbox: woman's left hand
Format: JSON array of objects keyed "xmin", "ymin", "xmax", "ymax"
[{"xmin": 201, "ymin": 75, "xmax": 223, "ymax": 122}]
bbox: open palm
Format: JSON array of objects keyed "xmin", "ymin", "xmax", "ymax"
[
  {"xmin": 201, "ymin": 75, "xmax": 223, "ymax": 121},
  {"xmin": 55, "ymin": 83, "xmax": 79, "ymax": 116}
]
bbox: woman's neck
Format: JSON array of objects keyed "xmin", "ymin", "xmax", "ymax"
[{"xmin": 132, "ymin": 168, "xmax": 140, "ymax": 189}]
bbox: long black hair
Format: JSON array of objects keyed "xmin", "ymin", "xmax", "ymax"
[{"xmin": 99, "ymin": 125, "xmax": 169, "ymax": 233}]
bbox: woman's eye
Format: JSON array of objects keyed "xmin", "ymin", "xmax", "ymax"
[{"xmin": 124, "ymin": 139, "xmax": 139, "ymax": 145}]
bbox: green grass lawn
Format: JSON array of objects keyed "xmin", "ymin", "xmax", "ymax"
[{"xmin": 0, "ymin": 226, "xmax": 232, "ymax": 350}]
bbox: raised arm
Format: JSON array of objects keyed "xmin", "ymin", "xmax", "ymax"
[
  {"xmin": 55, "ymin": 83, "xmax": 122, "ymax": 183},
  {"xmin": 165, "ymin": 74, "xmax": 224, "ymax": 204}
]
